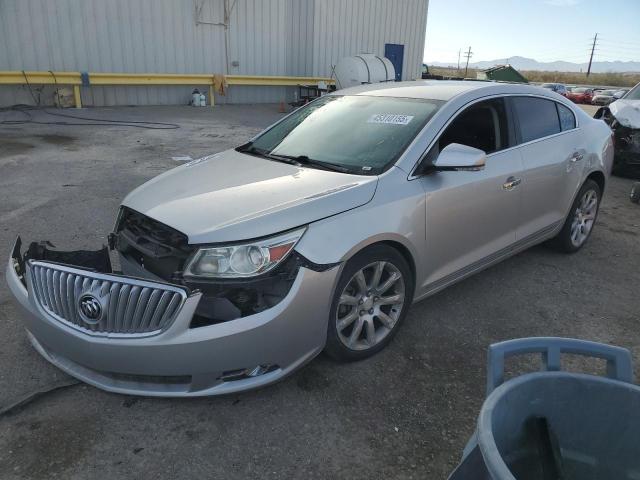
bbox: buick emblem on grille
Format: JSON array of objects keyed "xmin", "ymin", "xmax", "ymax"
[{"xmin": 78, "ymin": 294, "xmax": 102, "ymax": 324}]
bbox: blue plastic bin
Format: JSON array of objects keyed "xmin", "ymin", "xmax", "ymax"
[{"xmin": 448, "ymin": 337, "xmax": 639, "ymax": 480}]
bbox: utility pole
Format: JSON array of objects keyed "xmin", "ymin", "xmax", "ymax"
[
  {"xmin": 587, "ymin": 33, "xmax": 598, "ymax": 77},
  {"xmin": 457, "ymin": 49, "xmax": 461, "ymax": 71},
  {"xmin": 463, "ymin": 46, "xmax": 473, "ymax": 77}
]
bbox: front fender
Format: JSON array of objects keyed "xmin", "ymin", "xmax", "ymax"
[{"xmin": 294, "ymin": 167, "xmax": 426, "ymax": 283}]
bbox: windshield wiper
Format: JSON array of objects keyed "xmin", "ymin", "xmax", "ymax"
[
  {"xmin": 238, "ymin": 143, "xmax": 352, "ymax": 173},
  {"xmin": 237, "ymin": 142, "xmax": 302, "ymax": 166},
  {"xmin": 269, "ymin": 154, "xmax": 351, "ymax": 173}
]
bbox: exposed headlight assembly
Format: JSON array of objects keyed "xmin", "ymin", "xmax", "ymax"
[{"xmin": 183, "ymin": 227, "xmax": 306, "ymax": 278}]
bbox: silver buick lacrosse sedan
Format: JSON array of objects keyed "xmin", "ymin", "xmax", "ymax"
[{"xmin": 7, "ymin": 81, "xmax": 613, "ymax": 396}]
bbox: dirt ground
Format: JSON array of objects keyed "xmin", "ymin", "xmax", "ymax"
[{"xmin": 0, "ymin": 104, "xmax": 638, "ymax": 480}]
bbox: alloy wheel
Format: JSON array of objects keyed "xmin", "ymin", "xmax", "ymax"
[
  {"xmin": 570, "ymin": 189, "xmax": 598, "ymax": 247},
  {"xmin": 335, "ymin": 261, "xmax": 406, "ymax": 351}
]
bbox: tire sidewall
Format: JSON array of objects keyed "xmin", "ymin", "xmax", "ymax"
[
  {"xmin": 324, "ymin": 244, "xmax": 414, "ymax": 362},
  {"xmin": 556, "ymin": 179, "xmax": 602, "ymax": 253}
]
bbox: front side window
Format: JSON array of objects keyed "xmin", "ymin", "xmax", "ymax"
[
  {"xmin": 512, "ymin": 97, "xmax": 561, "ymax": 143},
  {"xmin": 245, "ymin": 95, "xmax": 443, "ymax": 174},
  {"xmin": 437, "ymin": 98, "xmax": 511, "ymax": 154}
]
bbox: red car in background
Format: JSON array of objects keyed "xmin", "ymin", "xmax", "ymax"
[{"xmin": 566, "ymin": 87, "xmax": 594, "ymax": 104}]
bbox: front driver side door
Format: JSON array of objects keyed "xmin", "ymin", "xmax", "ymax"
[{"xmin": 416, "ymin": 98, "xmax": 524, "ymax": 293}]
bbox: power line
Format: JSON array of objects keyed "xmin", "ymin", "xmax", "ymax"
[
  {"xmin": 597, "ymin": 42, "xmax": 640, "ymax": 50},
  {"xmin": 598, "ymin": 38, "xmax": 640, "ymax": 48}
]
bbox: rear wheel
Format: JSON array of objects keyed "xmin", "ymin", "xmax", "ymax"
[
  {"xmin": 549, "ymin": 179, "xmax": 601, "ymax": 253},
  {"xmin": 324, "ymin": 245, "xmax": 414, "ymax": 362},
  {"xmin": 630, "ymin": 182, "xmax": 640, "ymax": 204}
]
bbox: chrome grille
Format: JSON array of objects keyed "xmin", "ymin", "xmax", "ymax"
[{"xmin": 28, "ymin": 261, "xmax": 187, "ymax": 337}]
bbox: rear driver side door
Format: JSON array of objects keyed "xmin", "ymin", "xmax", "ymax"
[{"xmin": 510, "ymin": 96, "xmax": 584, "ymax": 242}]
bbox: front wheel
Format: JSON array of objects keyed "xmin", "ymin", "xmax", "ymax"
[
  {"xmin": 549, "ymin": 179, "xmax": 601, "ymax": 253},
  {"xmin": 324, "ymin": 245, "xmax": 414, "ymax": 362}
]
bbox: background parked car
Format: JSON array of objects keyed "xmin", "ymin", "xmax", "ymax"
[
  {"xmin": 592, "ymin": 89, "xmax": 620, "ymax": 105},
  {"xmin": 566, "ymin": 87, "xmax": 594, "ymax": 104},
  {"xmin": 594, "ymin": 81, "xmax": 640, "ymax": 177},
  {"xmin": 541, "ymin": 83, "xmax": 568, "ymax": 96}
]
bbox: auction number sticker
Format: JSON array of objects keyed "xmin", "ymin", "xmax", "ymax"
[{"xmin": 368, "ymin": 114, "xmax": 414, "ymax": 125}]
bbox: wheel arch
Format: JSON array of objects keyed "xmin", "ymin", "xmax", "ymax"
[
  {"xmin": 586, "ymin": 170, "xmax": 605, "ymax": 194},
  {"xmin": 339, "ymin": 234, "xmax": 419, "ymax": 290},
  {"xmin": 562, "ymin": 169, "xmax": 606, "ymax": 221}
]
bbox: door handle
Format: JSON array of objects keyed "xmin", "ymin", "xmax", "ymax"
[
  {"xmin": 502, "ymin": 176, "xmax": 522, "ymax": 191},
  {"xmin": 570, "ymin": 152, "xmax": 584, "ymax": 162}
]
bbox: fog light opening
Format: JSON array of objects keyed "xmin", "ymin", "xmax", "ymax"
[{"xmin": 219, "ymin": 364, "xmax": 278, "ymax": 382}]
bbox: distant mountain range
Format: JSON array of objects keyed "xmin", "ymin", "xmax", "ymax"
[{"xmin": 429, "ymin": 56, "xmax": 640, "ymax": 73}]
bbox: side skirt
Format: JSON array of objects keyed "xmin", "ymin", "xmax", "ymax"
[{"xmin": 414, "ymin": 221, "xmax": 562, "ymax": 302}]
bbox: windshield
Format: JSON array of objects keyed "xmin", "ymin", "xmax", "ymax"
[
  {"xmin": 625, "ymin": 83, "xmax": 640, "ymax": 100},
  {"xmin": 245, "ymin": 95, "xmax": 444, "ymax": 174},
  {"xmin": 573, "ymin": 88, "xmax": 587, "ymax": 93}
]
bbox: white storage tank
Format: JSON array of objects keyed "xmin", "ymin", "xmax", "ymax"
[{"xmin": 334, "ymin": 54, "xmax": 396, "ymax": 90}]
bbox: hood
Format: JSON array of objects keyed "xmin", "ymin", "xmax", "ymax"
[
  {"xmin": 609, "ymin": 99, "xmax": 640, "ymax": 128},
  {"xmin": 122, "ymin": 149, "xmax": 378, "ymax": 244}
]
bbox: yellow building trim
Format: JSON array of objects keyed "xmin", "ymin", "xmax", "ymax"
[{"xmin": 0, "ymin": 70, "xmax": 335, "ymax": 108}]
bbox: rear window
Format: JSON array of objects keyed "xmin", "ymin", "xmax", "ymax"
[
  {"xmin": 512, "ymin": 97, "xmax": 561, "ymax": 143},
  {"xmin": 556, "ymin": 103, "xmax": 576, "ymax": 131}
]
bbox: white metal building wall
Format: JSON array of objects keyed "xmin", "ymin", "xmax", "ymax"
[
  {"xmin": 311, "ymin": 0, "xmax": 428, "ymax": 81},
  {"xmin": 0, "ymin": 0, "xmax": 428, "ymax": 106}
]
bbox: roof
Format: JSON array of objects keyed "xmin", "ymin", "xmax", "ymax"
[
  {"xmin": 483, "ymin": 65, "xmax": 510, "ymax": 74},
  {"xmin": 331, "ymin": 80, "xmax": 542, "ymax": 101},
  {"xmin": 333, "ymin": 80, "xmax": 496, "ymax": 101},
  {"xmin": 479, "ymin": 64, "xmax": 528, "ymax": 83}
]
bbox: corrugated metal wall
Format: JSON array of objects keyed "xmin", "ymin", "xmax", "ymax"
[
  {"xmin": 311, "ymin": 0, "xmax": 428, "ymax": 80},
  {"xmin": 0, "ymin": 0, "xmax": 428, "ymax": 106}
]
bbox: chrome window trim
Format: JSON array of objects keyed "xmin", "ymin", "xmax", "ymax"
[{"xmin": 407, "ymin": 93, "xmax": 581, "ymax": 180}]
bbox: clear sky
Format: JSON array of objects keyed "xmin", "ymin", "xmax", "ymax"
[{"xmin": 424, "ymin": 0, "xmax": 640, "ymax": 64}]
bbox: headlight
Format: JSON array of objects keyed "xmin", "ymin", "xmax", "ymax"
[{"xmin": 183, "ymin": 227, "xmax": 306, "ymax": 278}]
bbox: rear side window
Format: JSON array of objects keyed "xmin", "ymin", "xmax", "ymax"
[
  {"xmin": 512, "ymin": 97, "xmax": 561, "ymax": 143},
  {"xmin": 557, "ymin": 103, "xmax": 576, "ymax": 131}
]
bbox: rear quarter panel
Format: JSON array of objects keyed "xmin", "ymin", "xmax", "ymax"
[{"xmin": 581, "ymin": 114, "xmax": 614, "ymax": 186}]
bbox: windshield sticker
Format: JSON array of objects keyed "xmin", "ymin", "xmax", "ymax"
[{"xmin": 367, "ymin": 114, "xmax": 414, "ymax": 125}]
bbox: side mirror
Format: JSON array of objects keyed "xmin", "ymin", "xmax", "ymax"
[{"xmin": 434, "ymin": 143, "xmax": 486, "ymax": 171}]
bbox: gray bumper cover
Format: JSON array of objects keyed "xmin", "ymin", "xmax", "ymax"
[{"xmin": 6, "ymin": 246, "xmax": 340, "ymax": 397}]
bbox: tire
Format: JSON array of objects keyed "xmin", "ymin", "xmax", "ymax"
[
  {"xmin": 631, "ymin": 182, "xmax": 640, "ymax": 204},
  {"xmin": 324, "ymin": 244, "xmax": 414, "ymax": 362},
  {"xmin": 549, "ymin": 179, "xmax": 601, "ymax": 253}
]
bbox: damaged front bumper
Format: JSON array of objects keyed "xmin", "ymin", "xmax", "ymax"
[{"xmin": 6, "ymin": 237, "xmax": 340, "ymax": 397}]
